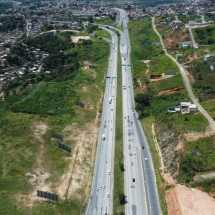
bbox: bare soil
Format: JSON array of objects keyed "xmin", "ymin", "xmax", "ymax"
[
  {"xmin": 71, "ymin": 36, "xmax": 90, "ymax": 43},
  {"xmin": 164, "ymin": 31, "xmax": 189, "ymax": 49},
  {"xmin": 158, "ymin": 87, "xmax": 184, "ymax": 96},
  {"xmin": 185, "ymin": 128, "xmax": 215, "ymax": 141},
  {"xmin": 166, "ymin": 185, "xmax": 215, "ymax": 215}
]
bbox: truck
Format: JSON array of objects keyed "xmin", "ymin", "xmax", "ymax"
[
  {"xmin": 109, "ymin": 97, "xmax": 112, "ymax": 104},
  {"xmin": 102, "ymin": 134, "xmax": 105, "ymax": 141}
]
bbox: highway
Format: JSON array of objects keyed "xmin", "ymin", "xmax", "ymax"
[
  {"xmin": 117, "ymin": 9, "xmax": 161, "ymax": 215},
  {"xmin": 152, "ymin": 17, "xmax": 215, "ymax": 132},
  {"xmin": 86, "ymin": 27, "xmax": 118, "ymax": 215}
]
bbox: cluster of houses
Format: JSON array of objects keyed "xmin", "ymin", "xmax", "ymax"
[
  {"xmin": 146, "ymin": 0, "xmax": 215, "ymax": 17},
  {"xmin": 168, "ymin": 102, "xmax": 198, "ymax": 114}
]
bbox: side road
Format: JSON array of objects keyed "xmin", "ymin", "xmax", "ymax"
[{"xmin": 152, "ymin": 17, "xmax": 215, "ymax": 132}]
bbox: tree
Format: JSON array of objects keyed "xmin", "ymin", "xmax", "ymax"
[
  {"xmin": 118, "ymin": 193, "xmax": 127, "ymax": 205},
  {"xmin": 134, "ymin": 93, "xmax": 150, "ymax": 107},
  {"xmin": 88, "ymin": 16, "xmax": 94, "ymax": 23}
]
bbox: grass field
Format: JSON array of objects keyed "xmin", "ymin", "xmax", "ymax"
[
  {"xmin": 179, "ymin": 136, "xmax": 215, "ymax": 183},
  {"xmin": 113, "ymin": 44, "xmax": 125, "ymax": 215},
  {"xmin": 94, "ymin": 29, "xmax": 111, "ymax": 40},
  {"xmin": 0, "ymin": 36, "xmax": 109, "ymax": 215},
  {"xmin": 193, "ymin": 25, "xmax": 215, "ymax": 45}
]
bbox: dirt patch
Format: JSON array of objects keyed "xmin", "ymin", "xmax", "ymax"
[
  {"xmin": 186, "ymin": 52, "xmax": 201, "ymax": 62},
  {"xmin": 158, "ymin": 87, "xmax": 184, "ymax": 96},
  {"xmin": 33, "ymin": 122, "xmax": 48, "ymax": 143},
  {"xmin": 185, "ymin": 128, "xmax": 215, "ymax": 141},
  {"xmin": 166, "ymin": 184, "xmax": 215, "ymax": 215},
  {"xmin": 71, "ymin": 36, "xmax": 90, "ymax": 43},
  {"xmin": 142, "ymin": 59, "xmax": 151, "ymax": 74},
  {"xmin": 58, "ymin": 121, "xmax": 99, "ymax": 200},
  {"xmin": 82, "ymin": 86, "xmax": 89, "ymax": 92},
  {"xmin": 164, "ymin": 31, "xmax": 189, "ymax": 49}
]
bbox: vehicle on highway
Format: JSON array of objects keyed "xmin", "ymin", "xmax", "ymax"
[
  {"xmin": 103, "ymin": 185, "xmax": 105, "ymax": 189},
  {"xmin": 108, "ymin": 170, "xmax": 111, "ymax": 175},
  {"xmin": 102, "ymin": 134, "xmax": 105, "ymax": 140},
  {"xmin": 145, "ymin": 158, "xmax": 148, "ymax": 162},
  {"xmin": 109, "ymin": 97, "xmax": 112, "ymax": 104},
  {"xmin": 107, "ymin": 193, "xmax": 110, "ymax": 198}
]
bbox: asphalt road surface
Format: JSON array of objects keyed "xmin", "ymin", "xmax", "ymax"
[
  {"xmin": 117, "ymin": 9, "xmax": 161, "ymax": 215},
  {"xmin": 86, "ymin": 27, "xmax": 118, "ymax": 215}
]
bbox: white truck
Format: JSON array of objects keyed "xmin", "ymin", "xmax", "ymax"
[{"xmin": 109, "ymin": 97, "xmax": 112, "ymax": 104}]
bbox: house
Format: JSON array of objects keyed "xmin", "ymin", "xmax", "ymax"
[
  {"xmin": 210, "ymin": 64, "xmax": 215, "ymax": 71},
  {"xmin": 179, "ymin": 41, "xmax": 193, "ymax": 49},
  {"xmin": 167, "ymin": 106, "xmax": 181, "ymax": 113},
  {"xmin": 180, "ymin": 102, "xmax": 198, "ymax": 114},
  {"xmin": 204, "ymin": 54, "xmax": 215, "ymax": 61},
  {"xmin": 163, "ymin": 71, "xmax": 177, "ymax": 78},
  {"xmin": 150, "ymin": 74, "xmax": 162, "ymax": 80}
]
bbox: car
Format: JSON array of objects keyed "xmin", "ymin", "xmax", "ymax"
[
  {"xmin": 103, "ymin": 185, "xmax": 105, "ymax": 189},
  {"xmin": 107, "ymin": 193, "xmax": 110, "ymax": 198},
  {"xmin": 142, "ymin": 146, "xmax": 145, "ymax": 149},
  {"xmin": 133, "ymin": 178, "xmax": 135, "ymax": 182},
  {"xmin": 99, "ymin": 186, "xmax": 102, "ymax": 190},
  {"xmin": 108, "ymin": 170, "xmax": 111, "ymax": 175},
  {"xmin": 145, "ymin": 158, "xmax": 148, "ymax": 162},
  {"xmin": 134, "ymin": 152, "xmax": 136, "ymax": 155}
]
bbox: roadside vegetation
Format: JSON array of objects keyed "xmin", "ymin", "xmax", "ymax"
[
  {"xmin": 128, "ymin": 17, "xmax": 213, "ymax": 213},
  {"xmin": 0, "ymin": 31, "xmax": 109, "ymax": 214},
  {"xmin": 193, "ymin": 25, "xmax": 215, "ymax": 45},
  {"xmin": 113, "ymin": 35, "xmax": 125, "ymax": 215},
  {"xmin": 153, "ymin": 15, "xmax": 215, "ymax": 194},
  {"xmin": 179, "ymin": 136, "xmax": 215, "ymax": 183}
]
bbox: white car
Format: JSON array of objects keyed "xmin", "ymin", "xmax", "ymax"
[
  {"xmin": 145, "ymin": 158, "xmax": 148, "ymax": 162},
  {"xmin": 108, "ymin": 170, "xmax": 111, "ymax": 175},
  {"xmin": 134, "ymin": 152, "xmax": 136, "ymax": 155},
  {"xmin": 107, "ymin": 193, "xmax": 110, "ymax": 198},
  {"xmin": 103, "ymin": 185, "xmax": 105, "ymax": 189}
]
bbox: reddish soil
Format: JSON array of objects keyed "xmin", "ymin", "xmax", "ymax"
[
  {"xmin": 158, "ymin": 87, "xmax": 184, "ymax": 96},
  {"xmin": 164, "ymin": 31, "xmax": 189, "ymax": 49},
  {"xmin": 166, "ymin": 185, "xmax": 215, "ymax": 215}
]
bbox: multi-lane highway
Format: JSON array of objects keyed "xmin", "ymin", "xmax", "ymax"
[
  {"xmin": 86, "ymin": 27, "xmax": 118, "ymax": 215},
  {"xmin": 86, "ymin": 9, "xmax": 161, "ymax": 215},
  {"xmin": 118, "ymin": 9, "xmax": 161, "ymax": 215}
]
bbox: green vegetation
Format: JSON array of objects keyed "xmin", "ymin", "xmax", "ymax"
[
  {"xmin": 191, "ymin": 178, "xmax": 215, "ymax": 194},
  {"xmin": 193, "ymin": 25, "xmax": 215, "ymax": 45},
  {"xmin": 0, "ymin": 32, "xmax": 109, "ymax": 214},
  {"xmin": 129, "ymin": 17, "xmax": 212, "ymax": 212},
  {"xmin": 148, "ymin": 55, "xmax": 179, "ymax": 75},
  {"xmin": 179, "ymin": 137, "xmax": 215, "ymax": 183},
  {"xmin": 0, "ymin": 16, "xmax": 24, "ymax": 32},
  {"xmin": 129, "ymin": 18, "xmax": 162, "ymax": 61},
  {"xmin": 95, "ymin": 29, "xmax": 111, "ymax": 40},
  {"xmin": 113, "ymin": 43, "xmax": 125, "ymax": 215},
  {"xmin": 189, "ymin": 59, "xmax": 215, "ymax": 95},
  {"xmin": 2, "ymin": 81, "xmax": 77, "ymax": 116},
  {"xmin": 142, "ymin": 116, "xmax": 168, "ymax": 215}
]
